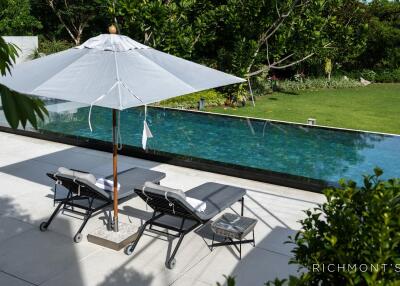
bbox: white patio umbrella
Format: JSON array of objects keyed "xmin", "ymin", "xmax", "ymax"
[{"xmin": 0, "ymin": 32, "xmax": 245, "ymax": 231}]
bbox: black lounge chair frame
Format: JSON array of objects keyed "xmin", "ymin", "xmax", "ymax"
[
  {"xmin": 126, "ymin": 187, "xmax": 245, "ymax": 269},
  {"xmin": 40, "ymin": 168, "xmax": 165, "ymax": 243}
]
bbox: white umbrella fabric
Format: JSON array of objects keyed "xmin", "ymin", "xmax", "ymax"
[
  {"xmin": 0, "ymin": 33, "xmax": 245, "ymax": 231},
  {"xmin": 0, "ymin": 34, "xmax": 244, "ymax": 109}
]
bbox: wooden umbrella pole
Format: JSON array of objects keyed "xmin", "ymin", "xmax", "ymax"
[{"xmin": 112, "ymin": 109, "xmax": 119, "ymax": 232}]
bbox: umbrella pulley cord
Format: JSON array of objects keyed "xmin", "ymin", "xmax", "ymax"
[
  {"xmin": 88, "ymin": 93, "xmax": 108, "ymax": 132},
  {"xmin": 88, "ymin": 103, "xmax": 123, "ymax": 150}
]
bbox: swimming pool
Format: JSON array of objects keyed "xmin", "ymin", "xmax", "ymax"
[{"xmin": 35, "ymin": 104, "xmax": 400, "ymax": 187}]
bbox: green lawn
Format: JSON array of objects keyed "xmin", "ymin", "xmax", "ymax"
[{"xmin": 207, "ymin": 83, "xmax": 400, "ymax": 134}]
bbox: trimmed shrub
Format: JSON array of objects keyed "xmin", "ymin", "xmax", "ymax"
[
  {"xmin": 375, "ymin": 69, "xmax": 400, "ymax": 83},
  {"xmin": 266, "ymin": 168, "xmax": 400, "ymax": 286},
  {"xmin": 157, "ymin": 89, "xmax": 225, "ymax": 109},
  {"xmin": 360, "ymin": 69, "xmax": 377, "ymax": 81},
  {"xmin": 276, "ymin": 76, "xmax": 362, "ymax": 92},
  {"xmin": 343, "ymin": 69, "xmax": 400, "ymax": 83},
  {"xmin": 39, "ymin": 38, "xmax": 74, "ymax": 55}
]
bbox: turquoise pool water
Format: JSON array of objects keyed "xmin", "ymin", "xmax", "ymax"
[{"xmin": 40, "ymin": 105, "xmax": 400, "ymax": 185}]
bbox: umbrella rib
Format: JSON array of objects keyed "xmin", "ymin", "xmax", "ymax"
[
  {"xmin": 113, "ymin": 44, "xmax": 144, "ymax": 109},
  {"xmin": 119, "ymin": 81, "xmax": 143, "ymax": 106},
  {"xmin": 112, "ymin": 36, "xmax": 123, "ymax": 110}
]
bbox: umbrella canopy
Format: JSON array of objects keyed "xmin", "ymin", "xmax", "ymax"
[{"xmin": 0, "ymin": 34, "xmax": 245, "ymax": 109}]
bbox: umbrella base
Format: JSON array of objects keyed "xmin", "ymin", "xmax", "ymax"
[{"xmin": 87, "ymin": 222, "xmax": 138, "ymax": 251}]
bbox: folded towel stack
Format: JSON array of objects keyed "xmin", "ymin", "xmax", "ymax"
[
  {"xmin": 95, "ymin": 178, "xmax": 121, "ymax": 192},
  {"xmin": 186, "ymin": 197, "xmax": 206, "ymax": 212}
]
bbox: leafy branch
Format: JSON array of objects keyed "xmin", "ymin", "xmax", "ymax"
[{"xmin": 0, "ymin": 37, "xmax": 48, "ymax": 129}]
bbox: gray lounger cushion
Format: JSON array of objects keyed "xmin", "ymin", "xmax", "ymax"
[
  {"xmin": 58, "ymin": 167, "xmax": 97, "ymax": 185},
  {"xmin": 185, "ymin": 182, "xmax": 246, "ymax": 220},
  {"xmin": 142, "ymin": 182, "xmax": 246, "ymax": 221},
  {"xmin": 143, "ymin": 182, "xmax": 186, "ymax": 199},
  {"xmin": 54, "ymin": 167, "xmax": 166, "ymax": 200}
]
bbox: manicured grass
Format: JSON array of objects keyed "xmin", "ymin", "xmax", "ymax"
[{"xmin": 206, "ymin": 83, "xmax": 400, "ymax": 134}]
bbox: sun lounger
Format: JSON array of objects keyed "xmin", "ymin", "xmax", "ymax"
[
  {"xmin": 125, "ymin": 182, "xmax": 246, "ymax": 269},
  {"xmin": 40, "ymin": 167, "xmax": 166, "ymax": 243}
]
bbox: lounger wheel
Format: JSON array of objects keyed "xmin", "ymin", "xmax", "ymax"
[
  {"xmin": 166, "ymin": 258, "xmax": 176, "ymax": 269},
  {"xmin": 74, "ymin": 233, "xmax": 83, "ymax": 243},
  {"xmin": 125, "ymin": 245, "xmax": 134, "ymax": 255},
  {"xmin": 39, "ymin": 222, "xmax": 48, "ymax": 232}
]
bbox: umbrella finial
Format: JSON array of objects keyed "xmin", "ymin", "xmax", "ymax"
[{"xmin": 109, "ymin": 24, "xmax": 117, "ymax": 34}]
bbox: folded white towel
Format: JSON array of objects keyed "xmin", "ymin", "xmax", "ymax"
[
  {"xmin": 186, "ymin": 197, "xmax": 206, "ymax": 212},
  {"xmin": 95, "ymin": 178, "xmax": 121, "ymax": 192}
]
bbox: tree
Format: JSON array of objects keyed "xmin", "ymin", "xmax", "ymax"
[
  {"xmin": 111, "ymin": 0, "xmax": 219, "ymax": 59},
  {"xmin": 0, "ymin": 37, "xmax": 47, "ymax": 129},
  {"xmin": 111, "ymin": 0, "xmax": 368, "ymax": 79},
  {"xmin": 228, "ymin": 0, "xmax": 368, "ymax": 77},
  {"xmin": 0, "ymin": 0, "xmax": 42, "ymax": 35},
  {"xmin": 45, "ymin": 0, "xmax": 104, "ymax": 45},
  {"xmin": 356, "ymin": 0, "xmax": 400, "ymax": 69}
]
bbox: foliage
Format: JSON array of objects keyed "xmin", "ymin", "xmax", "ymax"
[
  {"xmin": 0, "ymin": 37, "xmax": 18, "ymax": 76},
  {"xmin": 38, "ymin": 38, "xmax": 73, "ymax": 55},
  {"xmin": 0, "ymin": 0, "xmax": 396, "ymax": 84},
  {"xmin": 111, "ymin": 0, "xmax": 368, "ymax": 78},
  {"xmin": 276, "ymin": 77, "xmax": 362, "ymax": 92},
  {"xmin": 216, "ymin": 275, "xmax": 236, "ymax": 286},
  {"xmin": 264, "ymin": 276, "xmax": 302, "ymax": 286},
  {"xmin": 375, "ymin": 69, "xmax": 400, "ymax": 83},
  {"xmin": 0, "ymin": 85, "xmax": 48, "ymax": 129},
  {"xmin": 208, "ymin": 84, "xmax": 400, "ymax": 134},
  {"xmin": 42, "ymin": 0, "xmax": 106, "ymax": 45},
  {"xmin": 265, "ymin": 168, "xmax": 400, "ymax": 286},
  {"xmin": 250, "ymin": 74, "xmax": 273, "ymax": 96},
  {"xmin": 158, "ymin": 90, "xmax": 225, "ymax": 109},
  {"xmin": 218, "ymin": 275, "xmax": 302, "ymax": 286},
  {"xmin": 0, "ymin": 0, "xmax": 42, "ymax": 35},
  {"xmin": 360, "ymin": 69, "xmax": 377, "ymax": 82},
  {"xmin": 217, "ymin": 0, "xmax": 367, "ymax": 75},
  {"xmin": 344, "ymin": 69, "xmax": 400, "ymax": 83},
  {"xmin": 355, "ymin": 0, "xmax": 400, "ymax": 70},
  {"xmin": 0, "ymin": 37, "xmax": 48, "ymax": 129},
  {"xmin": 29, "ymin": 38, "xmax": 73, "ymax": 60},
  {"xmin": 111, "ymin": 0, "xmax": 219, "ymax": 59}
]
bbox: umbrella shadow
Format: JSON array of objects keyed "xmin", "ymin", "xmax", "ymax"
[{"xmin": 0, "ymin": 146, "xmax": 162, "ymax": 187}]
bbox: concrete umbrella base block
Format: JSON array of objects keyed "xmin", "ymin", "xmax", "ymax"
[{"xmin": 87, "ymin": 223, "xmax": 139, "ymax": 251}]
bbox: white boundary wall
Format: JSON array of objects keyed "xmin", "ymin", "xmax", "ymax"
[{"xmin": 2, "ymin": 36, "xmax": 38, "ymax": 64}]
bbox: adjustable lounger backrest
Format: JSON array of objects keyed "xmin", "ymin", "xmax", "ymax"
[
  {"xmin": 136, "ymin": 182, "xmax": 205, "ymax": 222},
  {"xmin": 47, "ymin": 167, "xmax": 111, "ymax": 201}
]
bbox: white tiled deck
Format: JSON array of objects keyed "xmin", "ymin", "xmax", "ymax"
[{"xmin": 0, "ymin": 132, "xmax": 324, "ymax": 286}]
